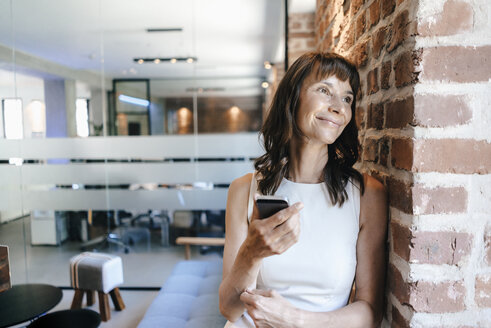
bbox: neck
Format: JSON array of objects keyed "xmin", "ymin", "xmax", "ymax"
[{"xmin": 288, "ymin": 137, "xmax": 328, "ymax": 183}]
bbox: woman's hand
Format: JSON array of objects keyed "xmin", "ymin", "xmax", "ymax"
[
  {"xmin": 243, "ymin": 199, "xmax": 304, "ymax": 260},
  {"xmin": 240, "ymin": 289, "xmax": 301, "ymax": 328}
]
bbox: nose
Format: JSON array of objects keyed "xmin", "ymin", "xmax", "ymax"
[{"xmin": 328, "ymin": 96, "xmax": 343, "ymax": 114}]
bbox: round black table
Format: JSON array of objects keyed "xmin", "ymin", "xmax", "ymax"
[{"xmin": 0, "ymin": 283, "xmax": 62, "ymax": 328}]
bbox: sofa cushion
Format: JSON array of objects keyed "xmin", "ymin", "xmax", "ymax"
[{"xmin": 138, "ymin": 259, "xmax": 226, "ymax": 328}]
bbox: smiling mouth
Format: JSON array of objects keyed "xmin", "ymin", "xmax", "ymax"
[{"xmin": 316, "ymin": 116, "xmax": 342, "ymax": 127}]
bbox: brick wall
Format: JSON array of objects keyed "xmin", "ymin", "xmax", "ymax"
[{"xmin": 316, "ymin": 0, "xmax": 491, "ymax": 326}]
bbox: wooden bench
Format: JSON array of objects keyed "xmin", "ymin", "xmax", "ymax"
[{"xmin": 175, "ymin": 237, "xmax": 225, "ymax": 260}]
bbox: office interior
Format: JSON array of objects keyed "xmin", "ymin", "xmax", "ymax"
[{"xmin": 0, "ymin": 0, "xmax": 314, "ymax": 326}]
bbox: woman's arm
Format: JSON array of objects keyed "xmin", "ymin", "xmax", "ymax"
[
  {"xmin": 240, "ymin": 175, "xmax": 388, "ymax": 328},
  {"xmin": 219, "ymin": 174, "xmax": 261, "ymax": 321},
  {"xmin": 219, "ymin": 174, "xmax": 304, "ymax": 322}
]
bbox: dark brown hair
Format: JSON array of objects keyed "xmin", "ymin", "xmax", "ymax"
[{"xmin": 254, "ymin": 52, "xmax": 364, "ymax": 206}]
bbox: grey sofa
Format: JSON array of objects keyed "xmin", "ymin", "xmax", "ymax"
[{"xmin": 138, "ymin": 259, "xmax": 227, "ymax": 328}]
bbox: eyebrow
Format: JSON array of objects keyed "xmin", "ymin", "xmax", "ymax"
[{"xmin": 320, "ymin": 81, "xmax": 354, "ymax": 96}]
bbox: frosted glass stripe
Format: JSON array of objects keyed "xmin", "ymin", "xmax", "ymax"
[
  {"xmin": 0, "ymin": 133, "xmax": 262, "ymax": 159},
  {"xmin": 0, "ymin": 189, "xmax": 228, "ymax": 211},
  {"xmin": 0, "ymin": 162, "xmax": 253, "ymax": 185}
]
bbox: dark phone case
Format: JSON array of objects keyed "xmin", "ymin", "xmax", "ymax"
[{"xmin": 256, "ymin": 199, "xmax": 289, "ymax": 219}]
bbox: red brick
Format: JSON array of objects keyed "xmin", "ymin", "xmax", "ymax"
[
  {"xmin": 340, "ymin": 23, "xmax": 355, "ymax": 51},
  {"xmin": 421, "ymin": 46, "xmax": 491, "ymax": 83},
  {"xmin": 413, "ymin": 139, "xmax": 491, "ymax": 174},
  {"xmin": 410, "ymin": 230, "xmax": 472, "ymax": 265},
  {"xmin": 389, "ymin": 263, "xmax": 410, "ymax": 304},
  {"xmin": 385, "ymin": 96, "xmax": 414, "ymax": 129},
  {"xmin": 391, "ymin": 221, "xmax": 412, "ymax": 261},
  {"xmin": 413, "ymin": 94, "xmax": 472, "ymax": 127},
  {"xmin": 412, "ymin": 185, "xmax": 468, "ymax": 215},
  {"xmin": 394, "ymin": 50, "xmax": 420, "ymax": 87},
  {"xmin": 363, "ymin": 137, "xmax": 379, "ymax": 162},
  {"xmin": 367, "ymin": 67, "xmax": 379, "ymax": 94},
  {"xmin": 419, "ymin": 0, "xmax": 473, "ymax": 37},
  {"xmin": 379, "ymin": 137, "xmax": 390, "ymax": 166},
  {"xmin": 367, "ymin": 102, "xmax": 384, "ymax": 129},
  {"xmin": 381, "ymin": 0, "xmax": 396, "ymax": 19},
  {"xmin": 350, "ymin": 38, "xmax": 369, "ymax": 68},
  {"xmin": 381, "ymin": 60, "xmax": 392, "ymax": 89},
  {"xmin": 475, "ymin": 274, "xmax": 491, "ymax": 308},
  {"xmin": 373, "ymin": 26, "xmax": 387, "ymax": 58},
  {"xmin": 391, "ymin": 305, "xmax": 410, "ymax": 328},
  {"xmin": 369, "ymin": 0, "xmax": 381, "ymax": 28},
  {"xmin": 387, "ymin": 10, "xmax": 409, "ymax": 53},
  {"xmin": 387, "ymin": 177, "xmax": 413, "ymax": 214},
  {"xmin": 409, "ymin": 280, "xmax": 466, "ymax": 313},
  {"xmin": 355, "ymin": 106, "xmax": 366, "ymax": 129},
  {"xmin": 484, "ymin": 225, "xmax": 491, "ymax": 266},
  {"xmin": 351, "ymin": 0, "xmax": 365, "ymax": 16},
  {"xmin": 355, "ymin": 11, "xmax": 366, "ymax": 41},
  {"xmin": 391, "ymin": 138, "xmax": 413, "ymax": 170}
]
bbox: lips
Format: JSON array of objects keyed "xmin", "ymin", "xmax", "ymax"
[{"xmin": 315, "ymin": 115, "xmax": 343, "ymax": 127}]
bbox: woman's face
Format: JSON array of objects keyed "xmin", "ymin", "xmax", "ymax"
[{"xmin": 296, "ymin": 73, "xmax": 353, "ymax": 146}]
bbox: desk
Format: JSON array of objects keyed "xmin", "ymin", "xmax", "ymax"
[{"xmin": 0, "ymin": 284, "xmax": 62, "ymax": 328}]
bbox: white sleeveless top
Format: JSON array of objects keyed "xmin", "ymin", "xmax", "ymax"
[{"xmin": 225, "ymin": 173, "xmax": 361, "ymax": 328}]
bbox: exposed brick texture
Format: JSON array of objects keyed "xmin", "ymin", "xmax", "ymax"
[
  {"xmin": 367, "ymin": 102, "xmax": 384, "ymax": 129},
  {"xmin": 350, "ymin": 39, "xmax": 369, "ymax": 68},
  {"xmin": 389, "ymin": 263, "xmax": 409, "ymax": 304},
  {"xmin": 381, "ymin": 0, "xmax": 396, "ymax": 19},
  {"xmin": 355, "ymin": 11, "xmax": 366, "ymax": 41},
  {"xmin": 394, "ymin": 51, "xmax": 419, "ymax": 87},
  {"xmin": 369, "ymin": 0, "xmax": 381, "ymax": 28},
  {"xmin": 363, "ymin": 137, "xmax": 380, "ymax": 162},
  {"xmin": 418, "ymin": 0, "xmax": 473, "ymax": 37},
  {"xmin": 387, "ymin": 10, "xmax": 409, "ymax": 53},
  {"xmin": 367, "ymin": 67, "xmax": 379, "ymax": 94},
  {"xmin": 380, "ymin": 60, "xmax": 391, "ymax": 89},
  {"xmin": 413, "ymin": 139, "xmax": 491, "ymax": 174},
  {"xmin": 410, "ymin": 231, "xmax": 472, "ymax": 265},
  {"xmin": 412, "ymin": 185, "xmax": 468, "ymax": 215},
  {"xmin": 392, "ymin": 305, "xmax": 410, "ymax": 328},
  {"xmin": 421, "ymin": 46, "xmax": 491, "ymax": 83},
  {"xmin": 391, "ymin": 221, "xmax": 412, "ymax": 261},
  {"xmin": 385, "ymin": 97, "xmax": 414, "ymax": 129},
  {"xmin": 373, "ymin": 26, "xmax": 387, "ymax": 58},
  {"xmin": 485, "ymin": 226, "xmax": 491, "ymax": 266},
  {"xmin": 409, "ymin": 280, "xmax": 466, "ymax": 313},
  {"xmin": 391, "ymin": 138, "xmax": 413, "ymax": 170},
  {"xmin": 475, "ymin": 275, "xmax": 491, "ymax": 308},
  {"xmin": 413, "ymin": 94, "xmax": 472, "ymax": 127},
  {"xmin": 387, "ymin": 177, "xmax": 412, "ymax": 214},
  {"xmin": 351, "ymin": 0, "xmax": 365, "ymax": 16}
]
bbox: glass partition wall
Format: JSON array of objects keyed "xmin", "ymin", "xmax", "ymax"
[{"xmin": 0, "ymin": 0, "xmax": 283, "ymax": 288}]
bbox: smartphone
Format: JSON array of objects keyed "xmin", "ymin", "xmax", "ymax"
[{"xmin": 256, "ymin": 195, "xmax": 289, "ymax": 219}]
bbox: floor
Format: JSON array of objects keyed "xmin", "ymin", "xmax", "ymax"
[{"xmin": 1, "ymin": 216, "xmax": 222, "ymax": 327}]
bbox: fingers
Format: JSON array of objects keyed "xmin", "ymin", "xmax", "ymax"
[{"xmin": 265, "ymin": 202, "xmax": 303, "ymax": 229}]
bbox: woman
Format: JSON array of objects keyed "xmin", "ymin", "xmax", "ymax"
[{"xmin": 219, "ymin": 52, "xmax": 387, "ymax": 328}]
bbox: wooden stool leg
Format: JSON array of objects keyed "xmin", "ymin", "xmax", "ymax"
[
  {"xmin": 71, "ymin": 289, "xmax": 84, "ymax": 309},
  {"xmin": 184, "ymin": 244, "xmax": 191, "ymax": 260},
  {"xmin": 110, "ymin": 288, "xmax": 126, "ymax": 311},
  {"xmin": 98, "ymin": 291, "xmax": 111, "ymax": 321},
  {"xmin": 86, "ymin": 290, "xmax": 95, "ymax": 306}
]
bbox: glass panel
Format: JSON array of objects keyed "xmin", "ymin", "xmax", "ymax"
[{"xmin": 0, "ymin": 0, "xmax": 284, "ymax": 296}]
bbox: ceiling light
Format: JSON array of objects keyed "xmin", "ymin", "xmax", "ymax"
[
  {"xmin": 170, "ymin": 58, "xmax": 177, "ymax": 64},
  {"xmin": 186, "ymin": 58, "xmax": 194, "ymax": 63},
  {"xmin": 261, "ymin": 82, "xmax": 269, "ymax": 88},
  {"xmin": 146, "ymin": 28, "xmax": 183, "ymax": 33},
  {"xmin": 154, "ymin": 58, "xmax": 161, "ymax": 64},
  {"xmin": 137, "ymin": 59, "xmax": 144, "ymax": 64},
  {"xmin": 264, "ymin": 61, "xmax": 272, "ymax": 69},
  {"xmin": 118, "ymin": 95, "xmax": 150, "ymax": 107}
]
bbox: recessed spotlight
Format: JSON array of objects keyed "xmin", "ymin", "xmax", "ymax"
[
  {"xmin": 261, "ymin": 82, "xmax": 269, "ymax": 89},
  {"xmin": 264, "ymin": 61, "xmax": 272, "ymax": 69},
  {"xmin": 186, "ymin": 58, "xmax": 194, "ymax": 63},
  {"xmin": 170, "ymin": 58, "xmax": 177, "ymax": 64},
  {"xmin": 154, "ymin": 58, "xmax": 161, "ymax": 64},
  {"xmin": 137, "ymin": 59, "xmax": 144, "ymax": 64}
]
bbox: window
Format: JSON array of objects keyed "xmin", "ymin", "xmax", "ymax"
[
  {"xmin": 2, "ymin": 98, "xmax": 23, "ymax": 139},
  {"xmin": 76, "ymin": 98, "xmax": 89, "ymax": 137}
]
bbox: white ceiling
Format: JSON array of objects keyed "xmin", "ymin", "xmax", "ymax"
[{"xmin": 0, "ymin": 0, "xmax": 315, "ymax": 97}]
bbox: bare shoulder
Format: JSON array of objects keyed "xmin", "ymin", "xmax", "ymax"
[
  {"xmin": 360, "ymin": 174, "xmax": 387, "ymax": 227},
  {"xmin": 228, "ymin": 173, "xmax": 253, "ymax": 199}
]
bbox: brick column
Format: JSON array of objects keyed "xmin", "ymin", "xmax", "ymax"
[{"xmin": 316, "ymin": 0, "xmax": 491, "ymax": 326}]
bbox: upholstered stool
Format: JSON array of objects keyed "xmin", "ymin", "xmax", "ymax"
[{"xmin": 69, "ymin": 252, "xmax": 125, "ymax": 321}]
